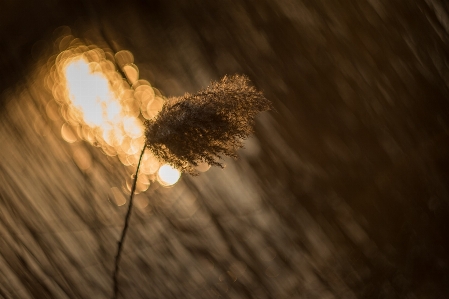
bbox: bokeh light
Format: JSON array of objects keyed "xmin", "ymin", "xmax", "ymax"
[
  {"xmin": 157, "ymin": 164, "xmax": 181, "ymax": 186},
  {"xmin": 45, "ymin": 37, "xmax": 189, "ymax": 187}
]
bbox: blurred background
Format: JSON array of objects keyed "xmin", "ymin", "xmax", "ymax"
[{"xmin": 1, "ymin": 0, "xmax": 449, "ymax": 298}]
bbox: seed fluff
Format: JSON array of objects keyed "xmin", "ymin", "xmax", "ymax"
[{"xmin": 144, "ymin": 75, "xmax": 272, "ymax": 175}]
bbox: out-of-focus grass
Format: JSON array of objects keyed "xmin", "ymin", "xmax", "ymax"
[{"xmin": 0, "ymin": 0, "xmax": 449, "ymax": 298}]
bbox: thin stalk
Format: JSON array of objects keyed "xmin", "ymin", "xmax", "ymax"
[{"xmin": 112, "ymin": 146, "xmax": 146, "ymax": 299}]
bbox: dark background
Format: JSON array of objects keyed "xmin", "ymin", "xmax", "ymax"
[{"xmin": 1, "ymin": 0, "xmax": 449, "ymax": 298}]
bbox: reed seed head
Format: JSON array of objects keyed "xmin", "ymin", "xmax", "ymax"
[{"xmin": 144, "ymin": 75, "xmax": 271, "ymax": 175}]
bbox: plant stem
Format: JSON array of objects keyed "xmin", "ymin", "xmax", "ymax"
[{"xmin": 112, "ymin": 146, "xmax": 146, "ymax": 299}]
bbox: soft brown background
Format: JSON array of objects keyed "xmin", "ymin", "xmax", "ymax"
[{"xmin": 1, "ymin": 0, "xmax": 449, "ymax": 298}]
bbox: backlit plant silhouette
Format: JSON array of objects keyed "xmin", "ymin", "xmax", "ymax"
[
  {"xmin": 144, "ymin": 75, "xmax": 271, "ymax": 174},
  {"xmin": 48, "ymin": 37, "xmax": 270, "ymax": 299},
  {"xmin": 113, "ymin": 74, "xmax": 271, "ymax": 298}
]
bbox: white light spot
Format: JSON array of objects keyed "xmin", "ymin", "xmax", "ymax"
[{"xmin": 157, "ymin": 164, "xmax": 181, "ymax": 186}]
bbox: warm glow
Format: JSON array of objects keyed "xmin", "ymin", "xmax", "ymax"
[
  {"xmin": 195, "ymin": 162, "xmax": 211, "ymax": 172},
  {"xmin": 46, "ymin": 37, "xmax": 178, "ymax": 187},
  {"xmin": 65, "ymin": 59, "xmax": 112, "ymax": 126},
  {"xmin": 110, "ymin": 187, "xmax": 126, "ymax": 206},
  {"xmin": 61, "ymin": 123, "xmax": 77, "ymax": 143},
  {"xmin": 158, "ymin": 164, "xmax": 181, "ymax": 186}
]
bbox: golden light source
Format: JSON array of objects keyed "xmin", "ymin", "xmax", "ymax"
[
  {"xmin": 46, "ymin": 37, "xmax": 183, "ymax": 187},
  {"xmin": 157, "ymin": 164, "xmax": 181, "ymax": 186},
  {"xmin": 65, "ymin": 58, "xmax": 114, "ymax": 127}
]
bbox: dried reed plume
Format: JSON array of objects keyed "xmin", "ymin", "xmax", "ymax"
[
  {"xmin": 113, "ymin": 75, "xmax": 270, "ymax": 298},
  {"xmin": 144, "ymin": 75, "xmax": 271, "ymax": 174}
]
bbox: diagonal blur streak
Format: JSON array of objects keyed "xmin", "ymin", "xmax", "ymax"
[{"xmin": 0, "ymin": 0, "xmax": 449, "ymax": 298}]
